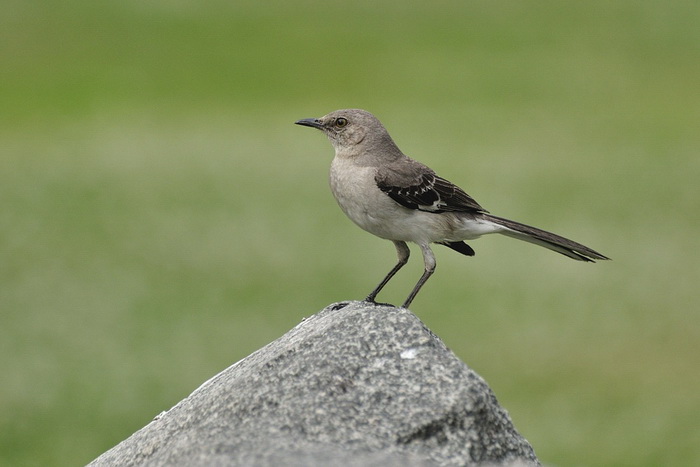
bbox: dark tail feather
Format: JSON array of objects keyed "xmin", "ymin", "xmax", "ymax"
[
  {"xmin": 439, "ymin": 241, "xmax": 475, "ymax": 256},
  {"xmin": 482, "ymin": 214, "xmax": 610, "ymax": 262}
]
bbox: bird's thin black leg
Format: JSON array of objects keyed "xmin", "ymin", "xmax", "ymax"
[
  {"xmin": 365, "ymin": 241, "xmax": 410, "ymax": 303},
  {"xmin": 401, "ymin": 243, "xmax": 436, "ymax": 309}
]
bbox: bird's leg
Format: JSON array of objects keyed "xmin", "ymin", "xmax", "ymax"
[
  {"xmin": 365, "ymin": 241, "xmax": 410, "ymax": 303},
  {"xmin": 401, "ymin": 243, "xmax": 436, "ymax": 309}
]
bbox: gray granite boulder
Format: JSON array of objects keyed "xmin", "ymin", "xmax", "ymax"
[{"xmin": 88, "ymin": 301, "xmax": 539, "ymax": 466}]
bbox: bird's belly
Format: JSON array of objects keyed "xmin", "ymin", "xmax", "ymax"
[
  {"xmin": 329, "ymin": 159, "xmax": 489, "ymax": 244},
  {"xmin": 365, "ymin": 210, "xmax": 450, "ymax": 243},
  {"xmin": 329, "ymin": 163, "xmax": 414, "ymax": 240},
  {"xmin": 336, "ymin": 192, "xmax": 459, "ymax": 243}
]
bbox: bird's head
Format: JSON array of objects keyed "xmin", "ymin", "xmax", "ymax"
[{"xmin": 295, "ymin": 109, "xmax": 396, "ymax": 155}]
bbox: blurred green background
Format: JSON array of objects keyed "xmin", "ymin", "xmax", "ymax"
[{"xmin": 2, "ymin": 1, "xmax": 698, "ymax": 465}]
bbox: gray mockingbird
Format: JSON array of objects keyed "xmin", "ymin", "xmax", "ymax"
[{"xmin": 295, "ymin": 109, "xmax": 609, "ymax": 308}]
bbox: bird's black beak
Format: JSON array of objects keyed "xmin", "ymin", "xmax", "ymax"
[{"xmin": 295, "ymin": 118, "xmax": 324, "ymax": 130}]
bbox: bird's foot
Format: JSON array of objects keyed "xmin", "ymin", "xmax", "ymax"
[
  {"xmin": 363, "ymin": 298, "xmax": 396, "ymax": 308},
  {"xmin": 328, "ymin": 301, "xmax": 350, "ymax": 311}
]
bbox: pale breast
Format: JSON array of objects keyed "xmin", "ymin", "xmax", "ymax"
[
  {"xmin": 329, "ymin": 158, "xmax": 385, "ymax": 227},
  {"xmin": 328, "ymin": 157, "xmax": 465, "ymax": 243}
]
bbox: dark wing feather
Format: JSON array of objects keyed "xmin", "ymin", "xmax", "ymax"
[{"xmin": 376, "ymin": 169, "xmax": 486, "ymax": 214}]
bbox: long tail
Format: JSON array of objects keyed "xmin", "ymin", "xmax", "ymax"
[{"xmin": 482, "ymin": 214, "xmax": 610, "ymax": 262}]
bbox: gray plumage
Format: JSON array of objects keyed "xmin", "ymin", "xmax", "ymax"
[{"xmin": 296, "ymin": 109, "xmax": 609, "ymax": 308}]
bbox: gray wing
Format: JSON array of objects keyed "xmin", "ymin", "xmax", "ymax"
[{"xmin": 375, "ymin": 163, "xmax": 486, "ymax": 214}]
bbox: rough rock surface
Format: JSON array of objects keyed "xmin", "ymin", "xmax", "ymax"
[{"xmin": 89, "ymin": 301, "xmax": 539, "ymax": 466}]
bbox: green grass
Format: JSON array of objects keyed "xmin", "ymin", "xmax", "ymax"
[{"xmin": 2, "ymin": 1, "xmax": 699, "ymax": 465}]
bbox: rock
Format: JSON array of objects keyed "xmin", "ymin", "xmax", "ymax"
[{"xmin": 88, "ymin": 301, "xmax": 539, "ymax": 466}]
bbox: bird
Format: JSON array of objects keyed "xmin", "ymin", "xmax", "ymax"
[{"xmin": 295, "ymin": 109, "xmax": 609, "ymax": 308}]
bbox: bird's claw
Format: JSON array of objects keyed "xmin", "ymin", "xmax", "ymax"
[{"xmin": 363, "ymin": 298, "xmax": 395, "ymax": 308}]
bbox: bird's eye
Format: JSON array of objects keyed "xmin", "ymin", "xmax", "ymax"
[{"xmin": 335, "ymin": 117, "xmax": 348, "ymax": 128}]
